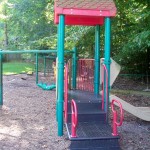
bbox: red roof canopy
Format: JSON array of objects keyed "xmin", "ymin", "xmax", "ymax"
[{"xmin": 54, "ymin": 0, "xmax": 117, "ymax": 26}]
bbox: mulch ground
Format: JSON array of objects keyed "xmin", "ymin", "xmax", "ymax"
[
  {"xmin": 0, "ymin": 74, "xmax": 69, "ymax": 150},
  {"xmin": 0, "ymin": 74, "xmax": 150, "ymax": 150}
]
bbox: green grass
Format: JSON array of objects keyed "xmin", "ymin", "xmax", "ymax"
[
  {"xmin": 111, "ymin": 89, "xmax": 150, "ymax": 97},
  {"xmin": 3, "ymin": 61, "xmax": 35, "ymax": 75}
]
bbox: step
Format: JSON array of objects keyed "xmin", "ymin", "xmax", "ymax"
[
  {"xmin": 66, "ymin": 122, "xmax": 117, "ymax": 140},
  {"xmin": 67, "ymin": 101, "xmax": 102, "ymax": 111},
  {"xmin": 67, "ymin": 110, "xmax": 106, "ymax": 123},
  {"xmin": 67, "ymin": 100, "xmax": 106, "ymax": 123},
  {"xmin": 66, "ymin": 122, "xmax": 120, "ymax": 150},
  {"xmin": 68, "ymin": 90, "xmax": 102, "ymax": 103},
  {"xmin": 70, "ymin": 139, "xmax": 120, "ymax": 150}
]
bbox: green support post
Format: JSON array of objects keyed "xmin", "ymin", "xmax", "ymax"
[
  {"xmin": 94, "ymin": 25, "xmax": 100, "ymax": 95},
  {"xmin": 0, "ymin": 50, "xmax": 3, "ymax": 105},
  {"xmin": 72, "ymin": 47, "xmax": 77, "ymax": 89},
  {"xmin": 104, "ymin": 17, "xmax": 111, "ymax": 121},
  {"xmin": 57, "ymin": 15, "xmax": 65, "ymax": 136},
  {"xmin": 36, "ymin": 53, "xmax": 39, "ymax": 84},
  {"xmin": 44, "ymin": 56, "xmax": 46, "ymax": 77}
]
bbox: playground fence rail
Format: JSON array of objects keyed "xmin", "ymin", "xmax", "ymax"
[{"xmin": 77, "ymin": 59, "xmax": 94, "ymax": 92}]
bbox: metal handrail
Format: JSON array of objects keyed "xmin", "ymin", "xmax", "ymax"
[
  {"xmin": 102, "ymin": 64, "xmax": 108, "ymax": 110},
  {"xmin": 111, "ymin": 99, "xmax": 124, "ymax": 136},
  {"xmin": 64, "ymin": 64, "xmax": 68, "ymax": 123},
  {"xmin": 71, "ymin": 99, "xmax": 78, "ymax": 138}
]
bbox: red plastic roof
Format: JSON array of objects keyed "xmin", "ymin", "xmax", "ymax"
[{"xmin": 54, "ymin": 0, "xmax": 117, "ymax": 26}]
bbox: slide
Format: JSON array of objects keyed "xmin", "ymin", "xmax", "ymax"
[
  {"xmin": 100, "ymin": 58, "xmax": 121, "ymax": 86},
  {"xmin": 110, "ymin": 95, "xmax": 150, "ymax": 121}
]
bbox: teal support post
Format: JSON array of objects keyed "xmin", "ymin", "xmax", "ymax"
[
  {"xmin": 72, "ymin": 47, "xmax": 77, "ymax": 89},
  {"xmin": 57, "ymin": 15, "xmax": 65, "ymax": 136},
  {"xmin": 0, "ymin": 51, "xmax": 3, "ymax": 105},
  {"xmin": 56, "ymin": 24, "xmax": 60, "ymax": 123},
  {"xmin": 36, "ymin": 53, "xmax": 39, "ymax": 84},
  {"xmin": 94, "ymin": 25, "xmax": 100, "ymax": 95},
  {"xmin": 44, "ymin": 56, "xmax": 46, "ymax": 77},
  {"xmin": 104, "ymin": 17, "xmax": 111, "ymax": 121}
]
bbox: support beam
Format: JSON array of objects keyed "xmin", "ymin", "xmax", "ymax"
[
  {"xmin": 57, "ymin": 15, "xmax": 65, "ymax": 136},
  {"xmin": 94, "ymin": 25, "xmax": 100, "ymax": 95},
  {"xmin": 0, "ymin": 51, "xmax": 3, "ymax": 105},
  {"xmin": 104, "ymin": 17, "xmax": 111, "ymax": 121},
  {"xmin": 36, "ymin": 53, "xmax": 39, "ymax": 84},
  {"xmin": 72, "ymin": 47, "xmax": 77, "ymax": 89},
  {"xmin": 0, "ymin": 49, "xmax": 73, "ymax": 54},
  {"xmin": 44, "ymin": 56, "xmax": 46, "ymax": 77}
]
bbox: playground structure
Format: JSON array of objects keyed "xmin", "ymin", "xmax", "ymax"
[
  {"xmin": 36, "ymin": 54, "xmax": 57, "ymax": 90},
  {"xmin": 55, "ymin": 0, "xmax": 124, "ymax": 149},
  {"xmin": 0, "ymin": 49, "xmax": 76, "ymax": 105},
  {"xmin": 76, "ymin": 58, "xmax": 121, "ymax": 92},
  {"xmin": 0, "ymin": 0, "xmax": 149, "ymax": 150}
]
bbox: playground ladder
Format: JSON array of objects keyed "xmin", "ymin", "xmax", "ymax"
[{"xmin": 64, "ymin": 64, "xmax": 123, "ymax": 150}]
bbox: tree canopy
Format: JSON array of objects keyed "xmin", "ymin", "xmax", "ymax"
[{"xmin": 0, "ymin": 0, "xmax": 149, "ymax": 74}]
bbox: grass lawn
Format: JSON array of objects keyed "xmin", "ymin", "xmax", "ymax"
[{"xmin": 3, "ymin": 61, "xmax": 35, "ymax": 75}]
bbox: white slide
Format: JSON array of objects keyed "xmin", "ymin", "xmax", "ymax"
[
  {"xmin": 100, "ymin": 58, "xmax": 121, "ymax": 86},
  {"xmin": 110, "ymin": 95, "xmax": 150, "ymax": 121}
]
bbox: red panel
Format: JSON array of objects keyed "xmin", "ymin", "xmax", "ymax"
[
  {"xmin": 54, "ymin": 0, "xmax": 117, "ymax": 25},
  {"xmin": 56, "ymin": 7, "xmax": 116, "ymax": 17},
  {"xmin": 66, "ymin": 16, "xmax": 104, "ymax": 26}
]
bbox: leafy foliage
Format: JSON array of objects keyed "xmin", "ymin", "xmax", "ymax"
[{"xmin": 0, "ymin": 0, "xmax": 149, "ymax": 74}]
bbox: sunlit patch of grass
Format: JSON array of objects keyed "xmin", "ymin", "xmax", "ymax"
[{"xmin": 3, "ymin": 61, "xmax": 35, "ymax": 75}]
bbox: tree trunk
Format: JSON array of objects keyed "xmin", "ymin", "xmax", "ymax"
[
  {"xmin": 4, "ymin": 7, "xmax": 9, "ymax": 61},
  {"xmin": 147, "ymin": 48, "xmax": 150, "ymax": 75}
]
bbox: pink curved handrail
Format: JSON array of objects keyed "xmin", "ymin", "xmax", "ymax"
[
  {"xmin": 102, "ymin": 64, "xmax": 108, "ymax": 110},
  {"xmin": 111, "ymin": 99, "xmax": 124, "ymax": 136},
  {"xmin": 71, "ymin": 99, "xmax": 78, "ymax": 138},
  {"xmin": 64, "ymin": 64, "xmax": 68, "ymax": 123}
]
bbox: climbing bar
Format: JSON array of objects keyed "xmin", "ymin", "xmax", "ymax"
[
  {"xmin": 102, "ymin": 64, "xmax": 108, "ymax": 110},
  {"xmin": 111, "ymin": 99, "xmax": 124, "ymax": 136},
  {"xmin": 64, "ymin": 64, "xmax": 69, "ymax": 123},
  {"xmin": 0, "ymin": 49, "xmax": 73, "ymax": 54},
  {"xmin": 71, "ymin": 99, "xmax": 78, "ymax": 138},
  {"xmin": 77, "ymin": 59, "xmax": 94, "ymax": 92}
]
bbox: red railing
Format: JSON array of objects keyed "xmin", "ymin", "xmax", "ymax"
[
  {"xmin": 102, "ymin": 64, "xmax": 108, "ymax": 110},
  {"xmin": 111, "ymin": 99, "xmax": 124, "ymax": 136},
  {"xmin": 71, "ymin": 99, "xmax": 78, "ymax": 138},
  {"xmin": 77, "ymin": 59, "xmax": 94, "ymax": 92},
  {"xmin": 64, "ymin": 64, "xmax": 68, "ymax": 123}
]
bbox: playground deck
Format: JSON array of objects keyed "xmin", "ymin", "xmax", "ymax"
[{"xmin": 68, "ymin": 90, "xmax": 101, "ymax": 103}]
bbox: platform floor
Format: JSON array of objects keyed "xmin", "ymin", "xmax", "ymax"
[
  {"xmin": 66, "ymin": 122, "xmax": 118, "ymax": 140},
  {"xmin": 68, "ymin": 90, "xmax": 102, "ymax": 103}
]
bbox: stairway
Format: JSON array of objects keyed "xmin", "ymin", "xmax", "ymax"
[{"xmin": 66, "ymin": 90, "xmax": 121, "ymax": 150}]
